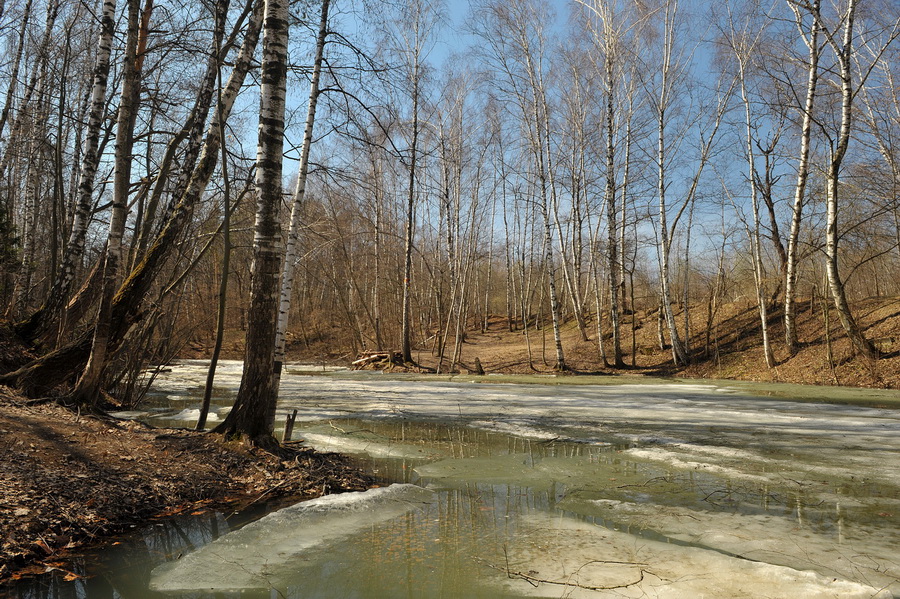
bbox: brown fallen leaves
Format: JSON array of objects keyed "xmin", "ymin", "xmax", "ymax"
[{"xmin": 0, "ymin": 386, "xmax": 372, "ymax": 586}]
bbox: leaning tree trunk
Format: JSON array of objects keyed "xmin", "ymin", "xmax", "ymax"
[
  {"xmin": 71, "ymin": 0, "xmax": 143, "ymax": 407},
  {"xmin": 784, "ymin": 0, "xmax": 820, "ymax": 356},
  {"xmin": 16, "ymin": 0, "xmax": 117, "ymax": 344},
  {"xmin": 819, "ymin": 0, "xmax": 878, "ymax": 360},
  {"xmin": 213, "ymin": 0, "xmax": 289, "ymax": 445},
  {"xmin": 273, "ymin": 0, "xmax": 329, "ymax": 383},
  {"xmin": 0, "ymin": 0, "xmax": 263, "ymax": 397},
  {"xmin": 196, "ymin": 1, "xmax": 230, "ymax": 432}
]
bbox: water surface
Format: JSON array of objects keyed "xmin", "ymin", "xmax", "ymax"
[{"xmin": 11, "ymin": 361, "xmax": 900, "ymax": 598}]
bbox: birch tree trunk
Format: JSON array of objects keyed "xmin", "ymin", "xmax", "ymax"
[
  {"xmin": 0, "ymin": 0, "xmax": 33, "ymax": 143},
  {"xmin": 72, "ymin": 0, "xmax": 143, "ymax": 406},
  {"xmin": 738, "ymin": 64, "xmax": 775, "ymax": 368},
  {"xmin": 654, "ymin": 0, "xmax": 689, "ymax": 366},
  {"xmin": 814, "ymin": 0, "xmax": 879, "ymax": 359},
  {"xmin": 784, "ymin": 0, "xmax": 820, "ymax": 355},
  {"xmin": 273, "ymin": 0, "xmax": 330, "ymax": 382},
  {"xmin": 581, "ymin": 0, "xmax": 626, "ymax": 366},
  {"xmin": 214, "ymin": 0, "xmax": 289, "ymax": 445},
  {"xmin": 656, "ymin": 106, "xmax": 688, "ymax": 365},
  {"xmin": 400, "ymin": 0, "xmax": 429, "ymax": 364},
  {"xmin": 727, "ymin": 8, "xmax": 775, "ymax": 368},
  {"xmin": 16, "ymin": 0, "xmax": 117, "ymax": 344},
  {"xmin": 400, "ymin": 69, "xmax": 418, "ymax": 364},
  {"xmin": 603, "ymin": 50, "xmax": 624, "ymax": 368},
  {"xmin": 2, "ymin": 0, "xmax": 263, "ymax": 397}
]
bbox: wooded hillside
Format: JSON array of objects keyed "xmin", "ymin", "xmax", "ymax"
[{"xmin": 0, "ymin": 0, "xmax": 898, "ymax": 420}]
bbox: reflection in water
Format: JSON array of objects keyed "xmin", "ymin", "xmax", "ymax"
[{"xmin": 9, "ymin": 385, "xmax": 900, "ymax": 598}]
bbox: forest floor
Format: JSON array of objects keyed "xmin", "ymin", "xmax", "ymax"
[
  {"xmin": 0, "ymin": 330, "xmax": 372, "ymax": 587},
  {"xmin": 278, "ymin": 296, "xmax": 900, "ymax": 389}
]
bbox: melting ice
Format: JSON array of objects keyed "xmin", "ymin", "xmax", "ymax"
[
  {"xmin": 149, "ymin": 484, "xmax": 435, "ymax": 591},
  {"xmin": 127, "ymin": 364, "xmax": 900, "ymax": 597}
]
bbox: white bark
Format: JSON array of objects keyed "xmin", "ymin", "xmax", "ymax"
[
  {"xmin": 74, "ymin": 0, "xmax": 142, "ymax": 405},
  {"xmin": 20, "ymin": 0, "xmax": 117, "ymax": 340},
  {"xmin": 812, "ymin": 0, "xmax": 880, "ymax": 359},
  {"xmin": 273, "ymin": 0, "xmax": 330, "ymax": 380},
  {"xmin": 654, "ymin": 1, "xmax": 689, "ymax": 366},
  {"xmin": 784, "ymin": 0, "xmax": 820, "ymax": 355},
  {"xmin": 215, "ymin": 0, "xmax": 289, "ymax": 443}
]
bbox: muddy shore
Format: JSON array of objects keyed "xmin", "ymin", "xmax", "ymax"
[{"xmin": 0, "ymin": 388, "xmax": 372, "ymax": 587}]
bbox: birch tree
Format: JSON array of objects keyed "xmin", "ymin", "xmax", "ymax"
[
  {"xmin": 645, "ymin": 0, "xmax": 732, "ymax": 367},
  {"xmin": 783, "ymin": 0, "xmax": 821, "ymax": 355},
  {"xmin": 798, "ymin": 0, "xmax": 899, "ymax": 359},
  {"xmin": 392, "ymin": 0, "xmax": 440, "ymax": 364},
  {"xmin": 71, "ymin": 0, "xmax": 143, "ymax": 406},
  {"xmin": 15, "ymin": 0, "xmax": 117, "ymax": 344},
  {"xmin": 578, "ymin": 0, "xmax": 641, "ymax": 368},
  {"xmin": 273, "ymin": 0, "xmax": 330, "ymax": 381},
  {"xmin": 474, "ymin": 0, "xmax": 566, "ymax": 370},
  {"xmin": 646, "ymin": 0, "xmax": 691, "ymax": 366},
  {"xmin": 725, "ymin": 2, "xmax": 776, "ymax": 368},
  {"xmin": 213, "ymin": 0, "xmax": 289, "ymax": 446},
  {"xmin": 2, "ymin": 0, "xmax": 264, "ymax": 397}
]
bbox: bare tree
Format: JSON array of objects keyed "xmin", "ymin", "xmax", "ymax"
[
  {"xmin": 71, "ymin": 0, "xmax": 144, "ymax": 406},
  {"xmin": 783, "ymin": 0, "xmax": 822, "ymax": 355},
  {"xmin": 15, "ymin": 0, "xmax": 117, "ymax": 344},
  {"xmin": 799, "ymin": 0, "xmax": 899, "ymax": 359},
  {"xmin": 213, "ymin": 0, "xmax": 289, "ymax": 445},
  {"xmin": 473, "ymin": 0, "xmax": 566, "ymax": 369},
  {"xmin": 274, "ymin": 0, "xmax": 330, "ymax": 381},
  {"xmin": 725, "ymin": 1, "xmax": 776, "ymax": 368},
  {"xmin": 1, "ymin": 0, "xmax": 263, "ymax": 397}
]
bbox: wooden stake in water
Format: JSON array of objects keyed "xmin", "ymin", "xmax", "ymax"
[{"xmin": 283, "ymin": 409, "xmax": 298, "ymax": 443}]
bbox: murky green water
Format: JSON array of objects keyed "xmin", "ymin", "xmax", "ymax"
[{"xmin": 8, "ymin": 363, "xmax": 900, "ymax": 598}]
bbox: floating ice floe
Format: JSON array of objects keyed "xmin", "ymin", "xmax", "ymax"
[
  {"xmin": 158, "ymin": 408, "xmax": 219, "ymax": 422},
  {"xmin": 558, "ymin": 497, "xmax": 900, "ymax": 596},
  {"xmin": 149, "ymin": 484, "xmax": 435, "ymax": 591},
  {"xmin": 468, "ymin": 419, "xmax": 562, "ymax": 440},
  {"xmin": 485, "ymin": 512, "xmax": 893, "ymax": 598},
  {"xmin": 300, "ymin": 432, "xmax": 446, "ymax": 460}
]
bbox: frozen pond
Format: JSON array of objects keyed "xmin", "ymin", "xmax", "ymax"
[{"xmin": 12, "ymin": 360, "xmax": 900, "ymax": 598}]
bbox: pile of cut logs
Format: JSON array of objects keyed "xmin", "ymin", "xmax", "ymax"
[{"xmin": 351, "ymin": 350, "xmax": 405, "ymax": 370}]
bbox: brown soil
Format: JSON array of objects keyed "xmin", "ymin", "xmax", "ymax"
[
  {"xmin": 0, "ymin": 388, "xmax": 372, "ymax": 587},
  {"xmin": 281, "ymin": 297, "xmax": 900, "ymax": 389}
]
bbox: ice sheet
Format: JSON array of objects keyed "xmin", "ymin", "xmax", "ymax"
[
  {"xmin": 142, "ymin": 364, "xmax": 900, "ymax": 596},
  {"xmin": 414, "ymin": 453, "xmax": 634, "ymax": 493},
  {"xmin": 468, "ymin": 419, "xmax": 564, "ymax": 440},
  {"xmin": 485, "ymin": 512, "xmax": 892, "ymax": 598},
  {"xmin": 161, "ymin": 408, "xmax": 220, "ymax": 422},
  {"xmin": 558, "ymin": 497, "xmax": 900, "ymax": 595},
  {"xmin": 149, "ymin": 484, "xmax": 435, "ymax": 591},
  {"xmin": 300, "ymin": 432, "xmax": 446, "ymax": 460}
]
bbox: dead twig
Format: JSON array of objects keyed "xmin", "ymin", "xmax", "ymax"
[{"xmin": 474, "ymin": 556, "xmax": 659, "ymax": 591}]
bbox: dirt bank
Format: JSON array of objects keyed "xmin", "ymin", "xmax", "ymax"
[{"xmin": 0, "ymin": 387, "xmax": 372, "ymax": 586}]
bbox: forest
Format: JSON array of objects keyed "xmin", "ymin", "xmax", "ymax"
[{"xmin": 0, "ymin": 0, "xmax": 899, "ymax": 442}]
